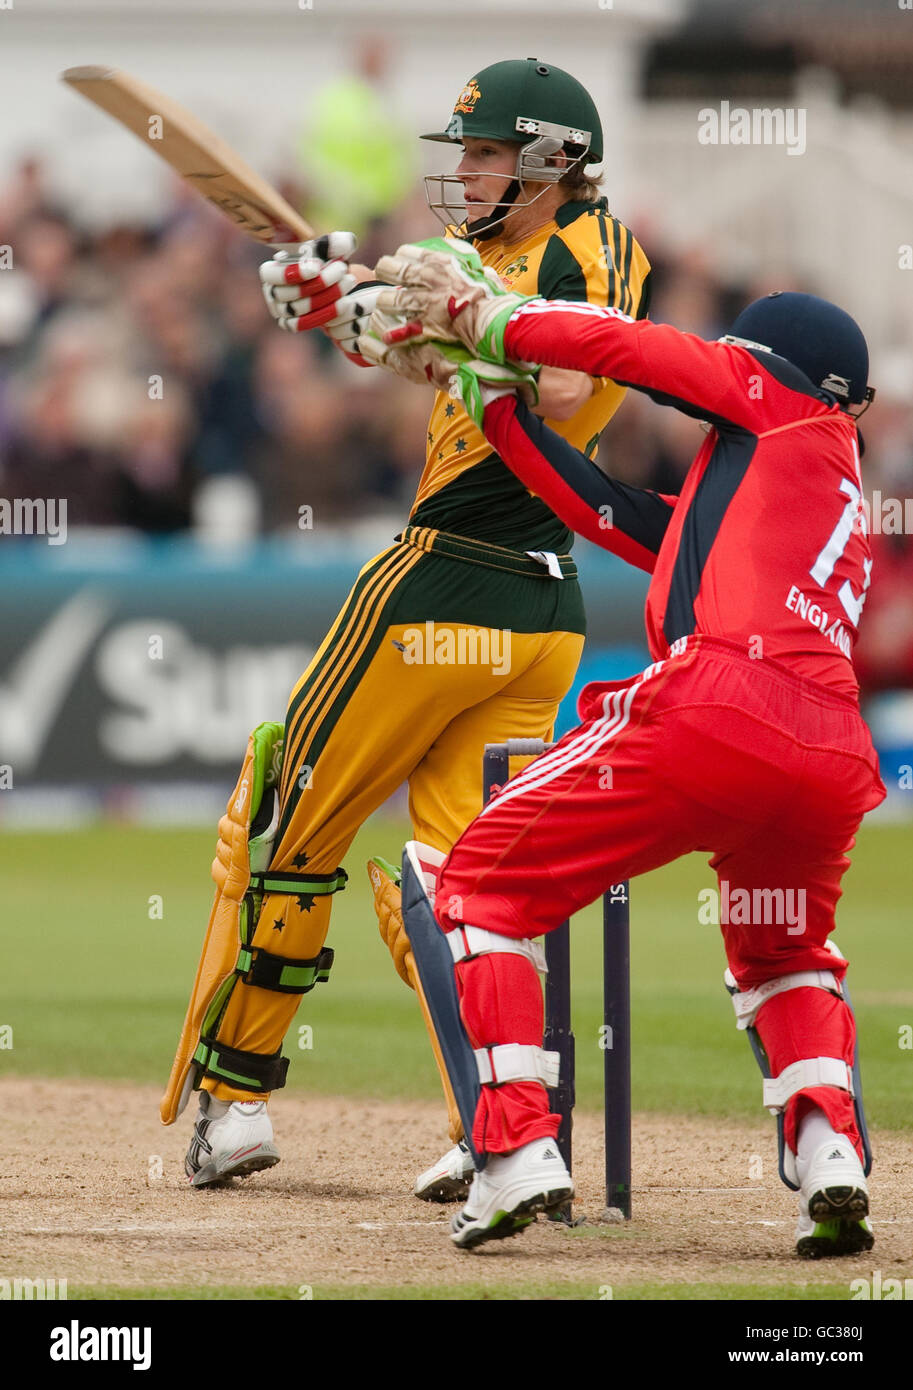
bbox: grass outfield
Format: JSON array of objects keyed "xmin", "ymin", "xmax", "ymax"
[
  {"xmin": 7, "ymin": 818, "xmax": 911, "ymax": 1127},
  {"xmin": 63, "ymin": 1282, "xmax": 857, "ymax": 1301}
]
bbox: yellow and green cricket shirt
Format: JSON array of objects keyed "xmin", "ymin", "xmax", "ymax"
[{"xmin": 411, "ymin": 196, "xmax": 652, "ymax": 553}]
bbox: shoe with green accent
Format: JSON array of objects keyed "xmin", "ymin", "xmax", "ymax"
[
  {"xmin": 795, "ymin": 1138, "xmax": 873, "ymax": 1259},
  {"xmin": 450, "ymin": 1137, "xmax": 573, "ymax": 1250}
]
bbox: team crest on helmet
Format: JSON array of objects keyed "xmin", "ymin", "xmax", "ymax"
[{"xmin": 453, "ymin": 79, "xmax": 482, "ymax": 115}]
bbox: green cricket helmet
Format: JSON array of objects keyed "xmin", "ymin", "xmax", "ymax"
[{"xmin": 422, "ymin": 58, "xmax": 603, "ymax": 239}]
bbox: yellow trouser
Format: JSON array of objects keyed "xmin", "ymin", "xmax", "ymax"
[{"xmin": 203, "ymin": 534, "xmax": 584, "ymax": 1101}]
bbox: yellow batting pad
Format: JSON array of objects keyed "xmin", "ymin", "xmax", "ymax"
[
  {"xmin": 368, "ymin": 855, "xmax": 464, "ymax": 1145},
  {"xmin": 369, "ymin": 857, "xmax": 414, "ymax": 988},
  {"xmin": 160, "ymin": 724, "xmax": 283, "ymax": 1124}
]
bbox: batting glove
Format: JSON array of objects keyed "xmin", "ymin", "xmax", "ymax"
[
  {"xmin": 322, "ymin": 282, "xmax": 386, "ymax": 367},
  {"xmin": 374, "ymin": 237, "xmax": 533, "ymax": 364},
  {"xmin": 259, "ymin": 231, "xmax": 358, "ymax": 331}
]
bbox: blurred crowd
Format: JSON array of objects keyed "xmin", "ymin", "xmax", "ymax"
[
  {"xmin": 0, "ymin": 155, "xmax": 442, "ymax": 535},
  {"xmin": 0, "ymin": 148, "xmax": 910, "ymax": 692}
]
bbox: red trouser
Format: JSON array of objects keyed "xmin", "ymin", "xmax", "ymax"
[{"xmin": 434, "ymin": 637, "xmax": 885, "ymax": 1158}]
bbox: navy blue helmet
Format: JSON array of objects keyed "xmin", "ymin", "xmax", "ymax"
[{"xmin": 724, "ymin": 291, "xmax": 874, "ymax": 413}]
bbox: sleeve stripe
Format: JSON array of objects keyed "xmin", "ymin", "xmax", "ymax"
[
  {"xmin": 514, "ymin": 300, "xmax": 634, "ymax": 323},
  {"xmin": 510, "ymin": 298, "xmax": 614, "ymax": 322},
  {"xmin": 597, "ymin": 211, "xmax": 616, "ymax": 307},
  {"xmin": 600, "ymin": 212, "xmax": 634, "ymax": 315},
  {"xmin": 622, "ymin": 227, "xmax": 634, "ymax": 313},
  {"xmin": 636, "ymin": 267, "xmax": 652, "ymax": 320},
  {"xmin": 612, "ymin": 215, "xmax": 623, "ymax": 307}
]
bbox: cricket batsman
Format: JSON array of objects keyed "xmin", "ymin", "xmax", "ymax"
[
  {"xmin": 369, "ymin": 245, "xmax": 886, "ymax": 1256},
  {"xmin": 160, "ymin": 59, "xmax": 652, "ymax": 1200}
]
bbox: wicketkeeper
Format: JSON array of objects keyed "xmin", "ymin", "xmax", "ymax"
[{"xmin": 370, "ymin": 243, "xmax": 886, "ymax": 1255}]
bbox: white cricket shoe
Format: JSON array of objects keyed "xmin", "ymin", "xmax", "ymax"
[
  {"xmin": 185, "ymin": 1093, "xmax": 280, "ymax": 1188},
  {"xmin": 414, "ymin": 1140, "xmax": 475, "ymax": 1202},
  {"xmin": 450, "ymin": 1137, "xmax": 573, "ymax": 1249},
  {"xmin": 794, "ymin": 1136, "xmax": 873, "ymax": 1259}
]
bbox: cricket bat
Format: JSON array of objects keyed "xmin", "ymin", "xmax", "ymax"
[{"xmin": 61, "ymin": 66, "xmax": 314, "ymax": 246}]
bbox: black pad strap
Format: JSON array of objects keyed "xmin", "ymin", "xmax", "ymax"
[
  {"xmin": 193, "ymin": 1038, "xmax": 289, "ymax": 1094},
  {"xmin": 249, "ymin": 867, "xmax": 347, "ymax": 895},
  {"xmin": 237, "ymin": 945, "xmax": 335, "ymax": 995}
]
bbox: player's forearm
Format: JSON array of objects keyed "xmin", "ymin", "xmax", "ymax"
[
  {"xmin": 503, "ymin": 301, "xmax": 764, "ymax": 432},
  {"xmin": 530, "ymin": 367, "xmax": 593, "ymax": 421},
  {"xmin": 483, "ymin": 395, "xmax": 674, "ymax": 572},
  {"xmin": 503, "ymin": 301, "xmax": 634, "ymax": 380}
]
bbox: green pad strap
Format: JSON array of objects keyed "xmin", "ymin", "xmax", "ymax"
[
  {"xmin": 249, "ymin": 867, "xmax": 348, "ymax": 895},
  {"xmin": 240, "ymin": 945, "xmax": 335, "ymax": 995},
  {"xmin": 193, "ymin": 1038, "xmax": 289, "ymax": 1093}
]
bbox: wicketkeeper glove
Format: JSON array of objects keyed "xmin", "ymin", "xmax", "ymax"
[
  {"xmin": 359, "ymin": 307, "xmax": 468, "ymax": 390},
  {"xmin": 360, "ymin": 306, "xmax": 540, "ymax": 427},
  {"xmin": 373, "ymin": 237, "xmax": 535, "ymax": 365},
  {"xmin": 449, "ymin": 356, "xmax": 541, "ymax": 429}
]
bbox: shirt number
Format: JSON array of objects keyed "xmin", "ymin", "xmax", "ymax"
[{"xmin": 809, "ymin": 476, "xmax": 872, "ymax": 627}]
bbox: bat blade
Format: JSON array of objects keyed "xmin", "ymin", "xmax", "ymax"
[{"xmin": 62, "ymin": 66, "xmax": 314, "ymax": 246}]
